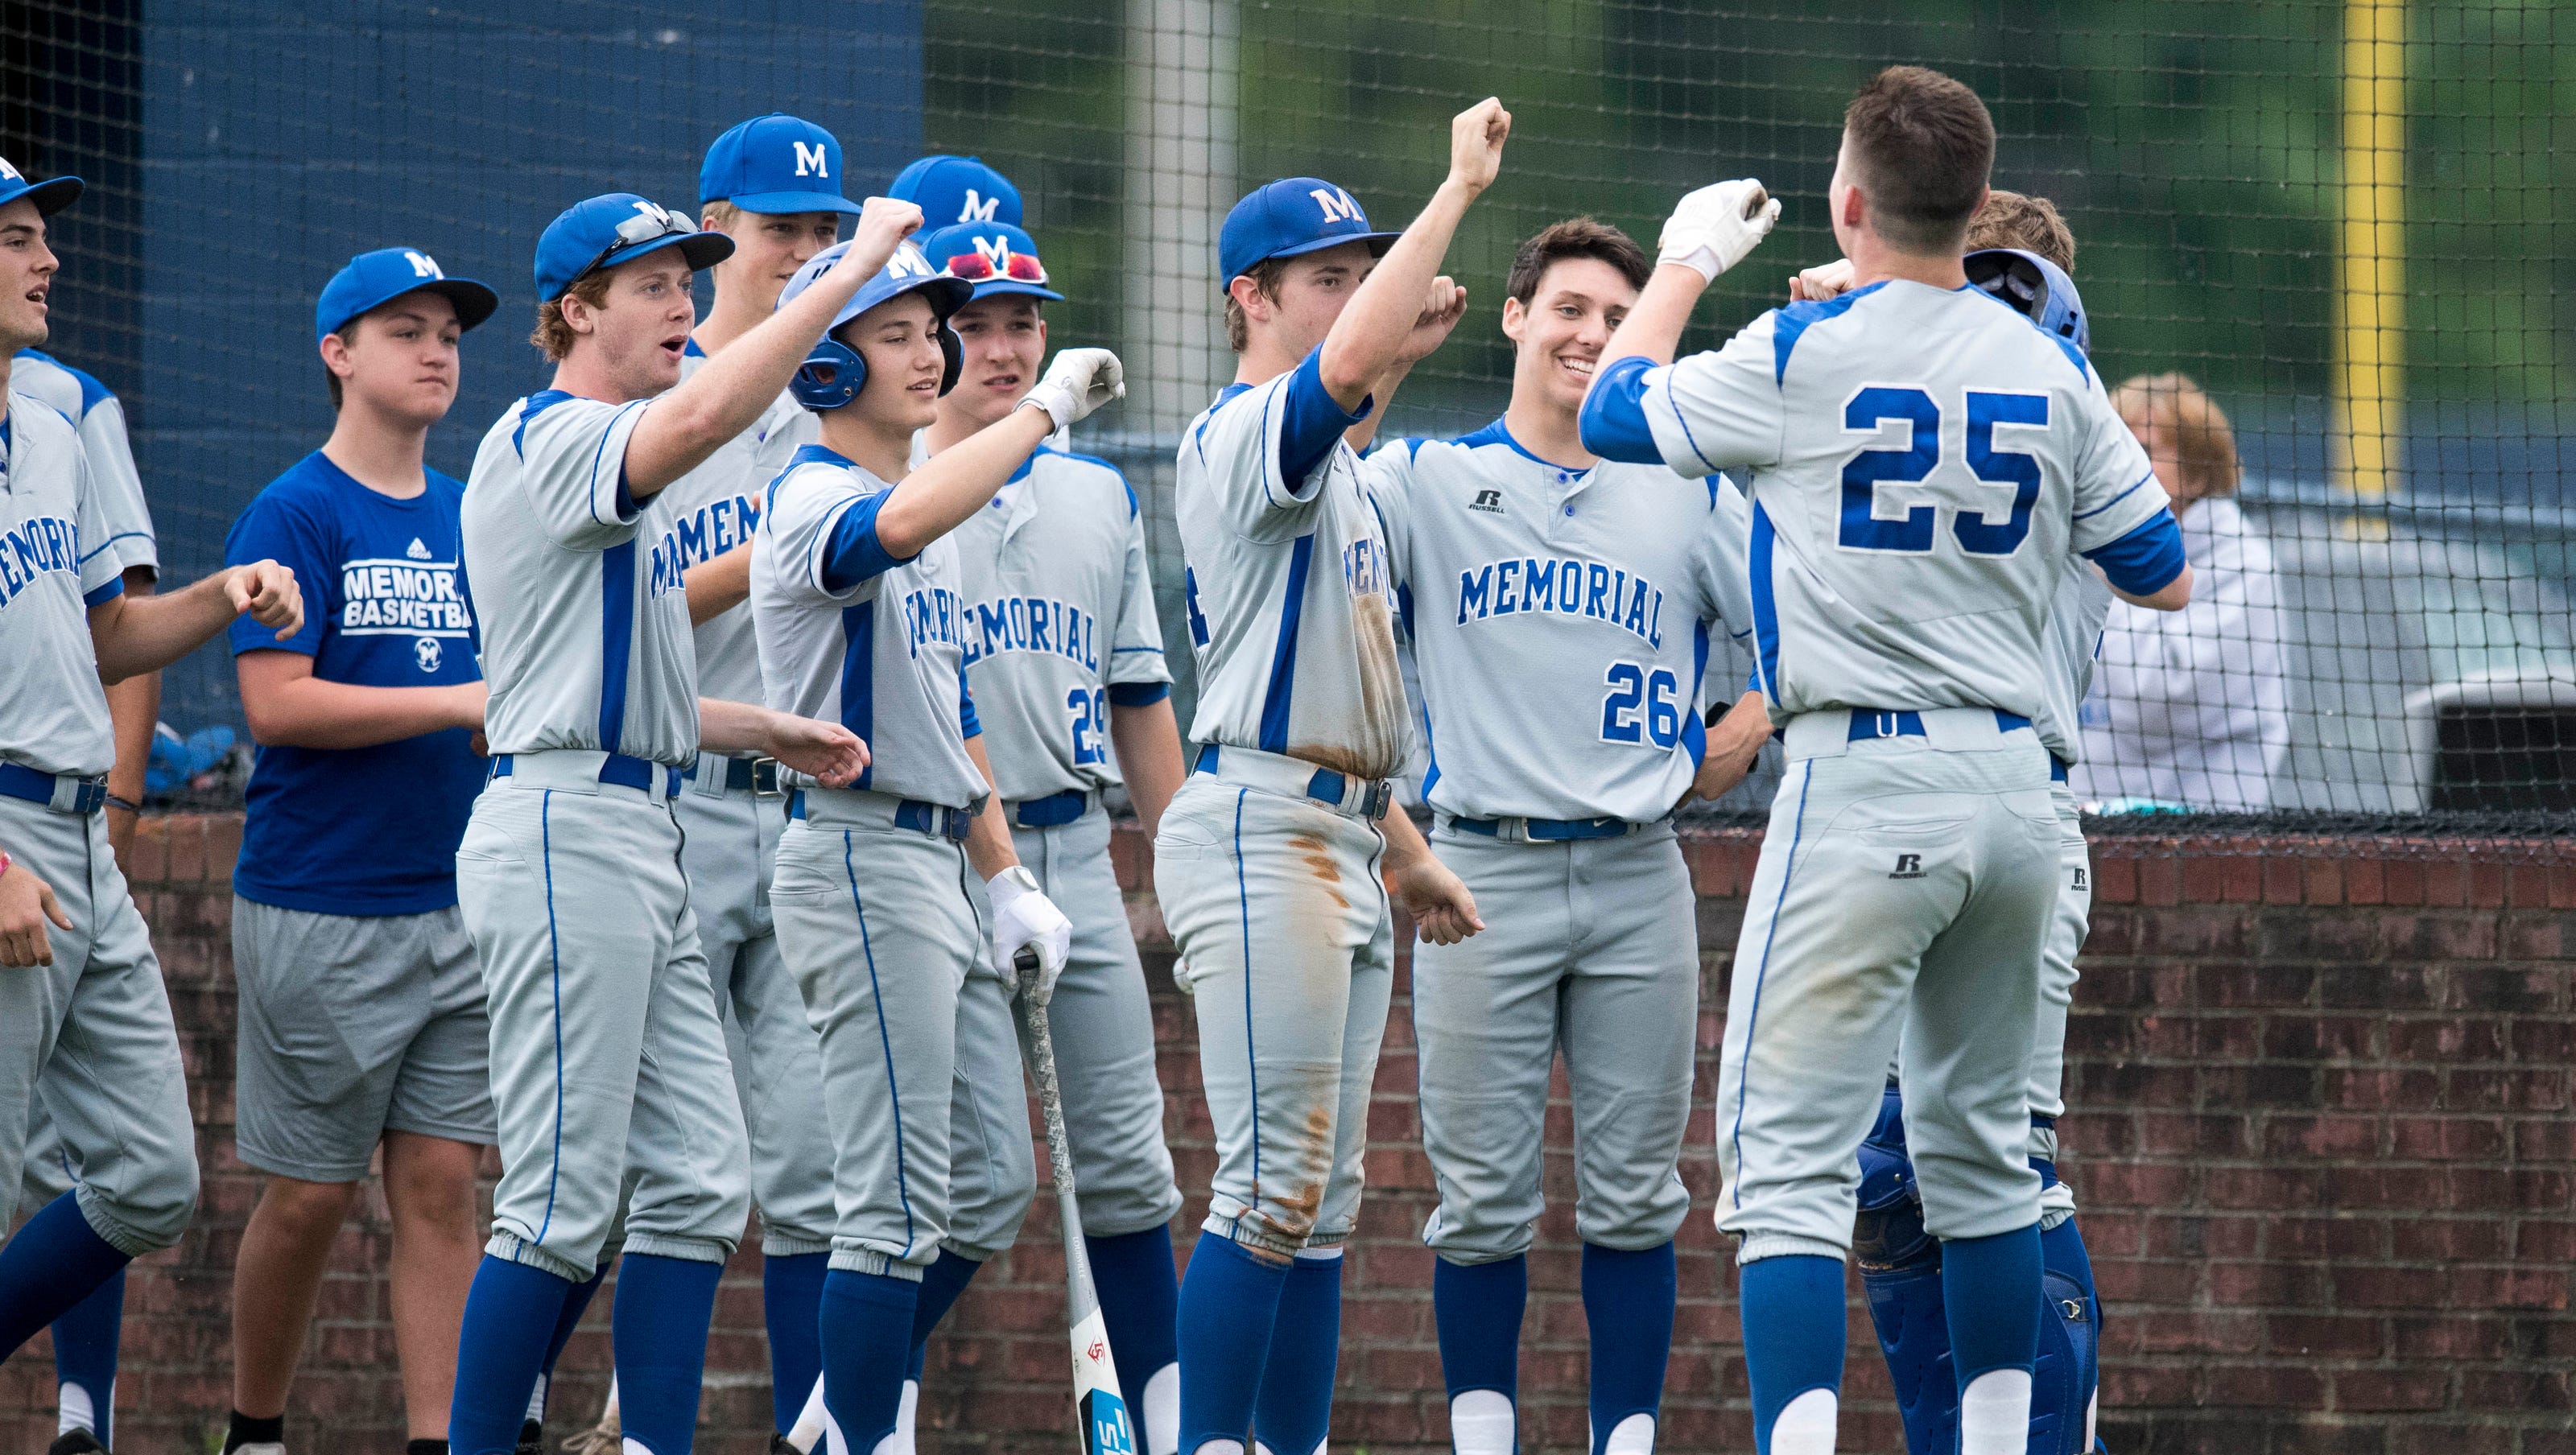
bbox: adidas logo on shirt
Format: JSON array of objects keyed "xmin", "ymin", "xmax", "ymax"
[{"xmin": 406, "ymin": 538, "xmax": 431, "ymax": 560}]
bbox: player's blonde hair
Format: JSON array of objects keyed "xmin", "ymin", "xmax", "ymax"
[
  {"xmin": 1965, "ymin": 190, "xmax": 2074, "ymax": 275},
  {"xmin": 701, "ymin": 199, "xmax": 741, "ymax": 233},
  {"xmin": 1222, "ymin": 258, "xmax": 1289, "ymax": 354},
  {"xmin": 530, "ymin": 270, "xmax": 617, "ymax": 362},
  {"xmin": 2112, "ymin": 373, "xmax": 2241, "ymax": 504}
]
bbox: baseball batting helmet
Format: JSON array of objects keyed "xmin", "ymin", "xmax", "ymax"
[
  {"xmin": 778, "ymin": 239, "xmax": 972, "ymax": 410},
  {"xmin": 1965, "ymin": 247, "xmax": 2088, "ymax": 356}
]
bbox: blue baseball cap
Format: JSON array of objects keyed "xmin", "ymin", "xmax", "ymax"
[
  {"xmin": 1218, "ymin": 177, "xmax": 1399, "ymax": 288},
  {"xmin": 919, "ymin": 221, "xmax": 1063, "ymax": 303},
  {"xmin": 887, "ymin": 155, "xmax": 1022, "ymax": 229},
  {"xmin": 780, "ymin": 238, "xmax": 974, "ymax": 334},
  {"xmin": 316, "ymin": 247, "xmax": 500, "ymax": 342},
  {"xmin": 700, "ymin": 113, "xmax": 864, "ymax": 217},
  {"xmin": 0, "ymin": 156, "xmax": 80, "ymax": 217},
  {"xmin": 534, "ymin": 193, "xmax": 735, "ymax": 302}
]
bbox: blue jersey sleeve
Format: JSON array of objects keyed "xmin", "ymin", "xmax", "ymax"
[
  {"xmin": 819, "ymin": 491, "xmax": 910, "ymax": 592},
  {"xmin": 224, "ymin": 489, "xmax": 332, "ymax": 657},
  {"xmin": 1108, "ymin": 681, "xmax": 1170, "ymax": 707},
  {"xmin": 959, "ymin": 676, "xmax": 981, "ymax": 739},
  {"xmin": 1579, "ymin": 356, "xmax": 1666, "ymax": 465},
  {"xmin": 1277, "ymin": 346, "xmax": 1370, "ymax": 490},
  {"xmin": 2081, "ymin": 509, "xmax": 2187, "ymax": 597}
]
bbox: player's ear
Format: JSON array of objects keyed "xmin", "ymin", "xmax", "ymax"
[
  {"xmin": 1500, "ymin": 295, "xmax": 1527, "ymax": 344},
  {"xmin": 1227, "ymin": 272, "xmax": 1272, "ymax": 328},
  {"xmin": 317, "ymin": 329, "xmax": 354, "ymax": 379}
]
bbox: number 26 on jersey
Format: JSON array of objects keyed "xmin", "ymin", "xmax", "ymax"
[{"xmin": 1839, "ymin": 385, "xmax": 2048, "ymax": 557}]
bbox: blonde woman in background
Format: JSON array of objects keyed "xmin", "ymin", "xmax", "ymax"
[{"xmin": 2074, "ymin": 373, "xmax": 2291, "ymax": 809}]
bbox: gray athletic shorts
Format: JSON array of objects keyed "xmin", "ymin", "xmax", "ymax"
[{"xmin": 232, "ymin": 896, "xmax": 497, "ymax": 1183}]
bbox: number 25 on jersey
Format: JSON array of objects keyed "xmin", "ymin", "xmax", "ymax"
[{"xmin": 1839, "ymin": 385, "xmax": 2048, "ymax": 557}]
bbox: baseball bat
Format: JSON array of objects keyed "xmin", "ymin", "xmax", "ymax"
[
  {"xmin": 1014, "ymin": 947, "xmax": 1138, "ymax": 1455},
  {"xmin": 1742, "ymin": 182, "xmax": 1770, "ymax": 219}
]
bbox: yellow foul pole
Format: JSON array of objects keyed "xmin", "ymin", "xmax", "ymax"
[{"xmin": 2333, "ymin": 0, "xmax": 2406, "ymax": 500}]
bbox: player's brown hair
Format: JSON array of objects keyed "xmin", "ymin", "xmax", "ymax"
[
  {"xmin": 1222, "ymin": 257, "xmax": 1289, "ymax": 353},
  {"xmin": 1965, "ymin": 189, "xmax": 2074, "ymax": 275},
  {"xmin": 2112, "ymin": 373, "xmax": 2241, "ymax": 503},
  {"xmin": 530, "ymin": 270, "xmax": 618, "ymax": 362},
  {"xmin": 1842, "ymin": 65, "xmax": 1995, "ymax": 255},
  {"xmin": 701, "ymin": 199, "xmax": 741, "ymax": 233},
  {"xmin": 1505, "ymin": 216, "xmax": 1651, "ymax": 306}
]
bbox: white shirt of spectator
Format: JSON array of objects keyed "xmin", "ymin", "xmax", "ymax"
[{"xmin": 2074, "ymin": 495, "xmax": 2290, "ymax": 809}]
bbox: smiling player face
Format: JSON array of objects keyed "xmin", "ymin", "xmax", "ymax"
[
  {"xmin": 1264, "ymin": 240, "xmax": 1376, "ymax": 361},
  {"xmin": 576, "ymin": 253, "xmax": 697, "ymax": 398},
  {"xmin": 0, "ymin": 197, "xmax": 59, "ymax": 353},
  {"xmin": 942, "ymin": 294, "xmax": 1045, "ymax": 430},
  {"xmin": 712, "ymin": 208, "xmax": 843, "ymax": 313},
  {"xmin": 844, "ymin": 292, "xmax": 948, "ymax": 435},
  {"xmin": 1501, "ymin": 255, "xmax": 1636, "ymax": 419}
]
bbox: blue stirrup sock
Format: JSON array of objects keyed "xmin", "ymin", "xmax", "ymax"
[
  {"xmin": 0, "ymin": 1193, "xmax": 130, "ymax": 1365},
  {"xmin": 611, "ymin": 1254, "xmax": 724, "ymax": 1454},
  {"xmin": 1088, "ymin": 1224, "xmax": 1183, "ymax": 1451},
  {"xmin": 765, "ymin": 1252, "xmax": 832, "ymax": 1433},
  {"xmin": 51, "ymin": 1263, "xmax": 124, "ymax": 1445},
  {"xmin": 1175, "ymin": 1231, "xmax": 1290, "ymax": 1453},
  {"xmin": 1582, "ymin": 1243, "xmax": 1676, "ymax": 1455},
  {"xmin": 523, "ymin": 1259, "xmax": 608, "ymax": 1428},
  {"xmin": 1942, "ymin": 1223, "xmax": 2042, "ymax": 1455},
  {"xmin": 1251, "ymin": 1249, "xmax": 1342, "ymax": 1455},
  {"xmin": 1434, "ymin": 1254, "xmax": 1525, "ymax": 1455},
  {"xmin": 819, "ymin": 1270, "xmax": 921, "ymax": 1455},
  {"xmin": 905, "ymin": 1248, "xmax": 985, "ymax": 1375},
  {"xmin": 448, "ymin": 1255, "xmax": 577, "ymax": 1455},
  {"xmin": 2040, "ymin": 1218, "xmax": 2097, "ymax": 1312},
  {"xmin": 1738, "ymin": 1255, "xmax": 1847, "ymax": 1455}
]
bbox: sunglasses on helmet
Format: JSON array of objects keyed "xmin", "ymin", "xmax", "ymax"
[{"xmin": 578, "ymin": 204, "xmax": 700, "ymax": 282}]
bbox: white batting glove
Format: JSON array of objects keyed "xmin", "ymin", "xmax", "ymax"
[
  {"xmin": 1018, "ymin": 348, "xmax": 1125, "ymax": 432},
  {"xmin": 989, "ymin": 865, "xmax": 1072, "ymax": 1004},
  {"xmin": 1659, "ymin": 179, "xmax": 1781, "ymax": 284}
]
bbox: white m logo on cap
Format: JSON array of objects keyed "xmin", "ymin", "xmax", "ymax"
[
  {"xmin": 886, "ymin": 244, "xmax": 931, "ymax": 278},
  {"xmin": 404, "ymin": 250, "xmax": 442, "ymax": 278},
  {"xmin": 959, "ymin": 189, "xmax": 1000, "ymax": 224},
  {"xmin": 794, "ymin": 141, "xmax": 828, "ymax": 178},
  {"xmin": 0, "ymin": 159, "xmax": 19, "ymax": 183},
  {"xmin": 1310, "ymin": 188, "xmax": 1360, "ymax": 226}
]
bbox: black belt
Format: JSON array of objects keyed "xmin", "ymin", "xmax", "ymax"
[
  {"xmin": 787, "ymin": 789, "xmax": 974, "ymax": 842},
  {"xmin": 0, "ymin": 762, "xmax": 105, "ymax": 815},
  {"xmin": 1448, "ymin": 814, "xmax": 1641, "ymax": 842},
  {"xmin": 683, "ymin": 756, "xmax": 782, "ymax": 795},
  {"xmin": 1010, "ymin": 789, "xmax": 1091, "ymax": 828}
]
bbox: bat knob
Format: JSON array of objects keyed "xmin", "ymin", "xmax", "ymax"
[{"xmin": 1742, "ymin": 183, "xmax": 1769, "ymax": 221}]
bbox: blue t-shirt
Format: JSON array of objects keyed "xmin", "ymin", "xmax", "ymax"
[{"xmin": 225, "ymin": 451, "xmax": 483, "ymax": 915}]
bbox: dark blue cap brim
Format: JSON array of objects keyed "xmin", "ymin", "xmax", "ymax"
[
  {"xmin": 555, "ymin": 229, "xmax": 737, "ymax": 299},
  {"xmin": 0, "ymin": 175, "xmax": 83, "ymax": 218},
  {"xmin": 716, "ymin": 189, "xmax": 865, "ymax": 217},
  {"xmin": 964, "ymin": 278, "xmax": 1064, "ymax": 303},
  {"xmin": 320, "ymin": 278, "xmax": 502, "ymax": 342},
  {"xmin": 1228, "ymin": 228, "xmax": 1401, "ymax": 283}
]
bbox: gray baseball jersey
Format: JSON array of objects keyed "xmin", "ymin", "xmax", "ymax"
[
  {"xmin": 1626, "ymin": 281, "xmax": 2168, "ymax": 719},
  {"xmin": 952, "ymin": 447, "xmax": 1171, "ymax": 802},
  {"xmin": 462, "ymin": 391, "xmax": 701, "ymax": 765},
  {"xmin": 1364, "ymin": 419, "xmax": 1753, "ymax": 823},
  {"xmin": 13, "ymin": 350, "xmax": 153, "ymax": 580},
  {"xmin": 1176, "ymin": 350, "xmax": 1411, "ymax": 781},
  {"xmin": 668, "ymin": 343, "xmax": 814, "ymax": 705},
  {"xmin": 754, "ymin": 445, "xmax": 988, "ymax": 810},
  {"xmin": 0, "ymin": 390, "xmax": 119, "ymax": 777},
  {"xmin": 2036, "ymin": 559, "xmax": 2113, "ymax": 767}
]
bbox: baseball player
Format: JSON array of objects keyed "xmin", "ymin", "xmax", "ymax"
[
  {"xmin": 214, "ymin": 248, "xmax": 502, "ymax": 1455},
  {"xmin": 1155, "ymin": 100, "xmax": 1505, "ymax": 1455},
  {"xmin": 652, "ymin": 112, "xmax": 859, "ymax": 1454},
  {"xmin": 889, "ymin": 154, "xmax": 1022, "ymax": 231},
  {"xmin": 749, "ymin": 237, "xmax": 1121, "ymax": 1455},
  {"xmin": 0, "ymin": 152, "xmax": 306, "ymax": 1404},
  {"xmin": 903, "ymin": 211, "xmax": 1190, "ymax": 1455},
  {"xmin": 10, "ymin": 256, "xmax": 163, "ymax": 1455},
  {"xmin": 440, "ymin": 191, "xmax": 890, "ymax": 1455},
  {"xmin": 1362, "ymin": 216, "xmax": 1763, "ymax": 1455},
  {"xmin": 1579, "ymin": 68, "xmax": 2190, "ymax": 1455},
  {"xmin": 1794, "ymin": 193, "xmax": 2120, "ymax": 1455}
]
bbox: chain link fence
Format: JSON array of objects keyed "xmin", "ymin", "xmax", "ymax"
[{"xmin": 6, "ymin": 0, "xmax": 2569, "ymax": 846}]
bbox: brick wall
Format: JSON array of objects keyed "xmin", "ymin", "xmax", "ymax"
[{"xmin": 6, "ymin": 817, "xmax": 2570, "ymax": 1453}]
